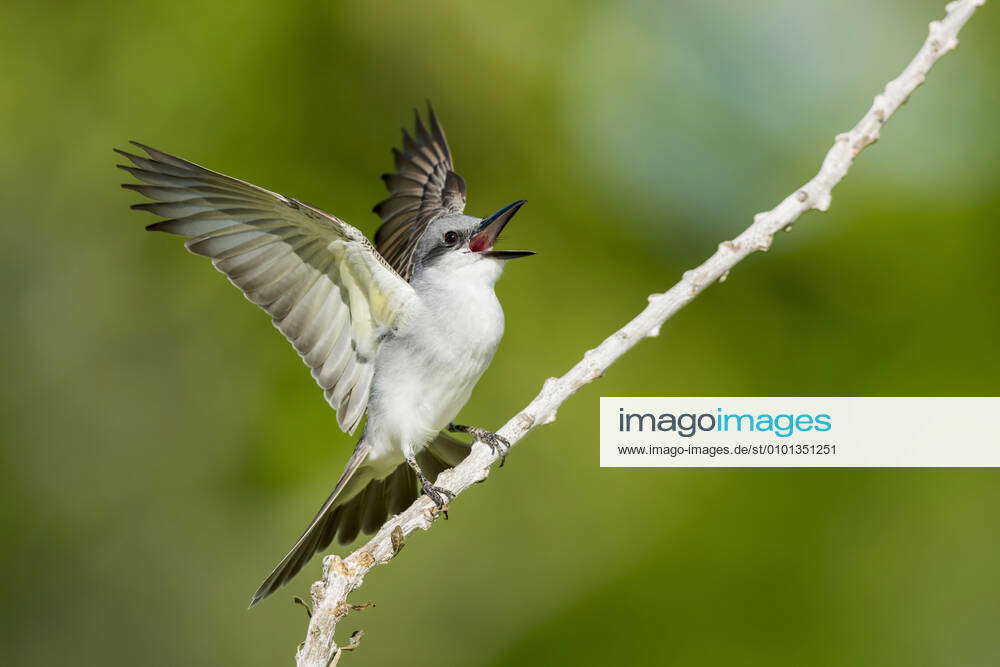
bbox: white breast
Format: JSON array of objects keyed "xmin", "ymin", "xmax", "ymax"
[{"xmin": 364, "ymin": 258, "xmax": 506, "ymax": 470}]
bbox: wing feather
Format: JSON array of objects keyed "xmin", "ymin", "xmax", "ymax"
[
  {"xmin": 372, "ymin": 102, "xmax": 467, "ymax": 280},
  {"xmin": 119, "ymin": 143, "xmax": 414, "ymax": 434}
]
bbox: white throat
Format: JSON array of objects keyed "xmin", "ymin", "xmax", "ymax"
[{"xmin": 411, "ymin": 253, "xmax": 504, "ymax": 295}]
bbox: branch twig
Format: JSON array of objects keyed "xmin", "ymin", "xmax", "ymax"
[{"xmin": 294, "ymin": 1, "xmax": 986, "ymax": 663}]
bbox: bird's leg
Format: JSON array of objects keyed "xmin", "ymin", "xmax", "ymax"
[
  {"xmin": 406, "ymin": 456, "xmax": 454, "ymax": 518},
  {"xmin": 448, "ymin": 423, "xmax": 511, "ymax": 466}
]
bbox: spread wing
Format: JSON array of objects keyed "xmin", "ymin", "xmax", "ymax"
[
  {"xmin": 373, "ymin": 103, "xmax": 467, "ymax": 281},
  {"xmin": 118, "ymin": 142, "xmax": 415, "ymax": 434}
]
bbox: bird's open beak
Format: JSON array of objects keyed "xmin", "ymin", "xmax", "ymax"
[{"xmin": 469, "ymin": 200, "xmax": 535, "ymax": 260}]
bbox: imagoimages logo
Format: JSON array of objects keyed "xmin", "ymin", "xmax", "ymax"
[
  {"xmin": 602, "ymin": 397, "xmax": 1000, "ymax": 467},
  {"xmin": 618, "ymin": 407, "xmax": 832, "ymax": 438}
]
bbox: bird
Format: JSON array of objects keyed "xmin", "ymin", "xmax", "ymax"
[{"xmin": 117, "ymin": 103, "xmax": 534, "ymax": 606}]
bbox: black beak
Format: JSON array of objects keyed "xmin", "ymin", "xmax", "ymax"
[{"xmin": 470, "ymin": 200, "xmax": 535, "ymax": 260}]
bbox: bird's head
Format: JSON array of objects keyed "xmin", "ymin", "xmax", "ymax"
[{"xmin": 411, "ymin": 200, "xmax": 533, "ymax": 283}]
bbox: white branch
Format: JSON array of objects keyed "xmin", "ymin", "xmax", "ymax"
[{"xmin": 295, "ymin": 1, "xmax": 986, "ymax": 663}]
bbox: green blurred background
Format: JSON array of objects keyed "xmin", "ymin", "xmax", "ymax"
[{"xmin": 2, "ymin": 1, "xmax": 998, "ymax": 665}]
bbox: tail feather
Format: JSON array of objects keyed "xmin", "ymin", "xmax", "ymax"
[
  {"xmin": 415, "ymin": 430, "xmax": 469, "ymax": 485},
  {"xmin": 250, "ymin": 443, "xmax": 371, "ymax": 606},
  {"xmin": 316, "ymin": 505, "xmax": 342, "ymax": 552},
  {"xmin": 249, "ymin": 430, "xmax": 473, "ymax": 606},
  {"xmin": 361, "ymin": 478, "xmax": 388, "ymax": 535},
  {"xmin": 425, "ymin": 431, "xmax": 471, "ymax": 465},
  {"xmin": 336, "ymin": 490, "xmax": 365, "ymax": 545},
  {"xmin": 386, "ymin": 462, "xmax": 417, "ymax": 515}
]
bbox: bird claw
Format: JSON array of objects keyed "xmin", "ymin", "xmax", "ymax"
[
  {"xmin": 481, "ymin": 431, "xmax": 510, "ymax": 466},
  {"xmin": 407, "ymin": 455, "xmax": 455, "ymax": 519},
  {"xmin": 422, "ymin": 482, "xmax": 454, "ymax": 518},
  {"xmin": 449, "ymin": 424, "xmax": 511, "ymax": 466}
]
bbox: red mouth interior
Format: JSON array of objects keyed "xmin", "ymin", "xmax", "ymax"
[{"xmin": 469, "ymin": 233, "xmax": 491, "ymax": 253}]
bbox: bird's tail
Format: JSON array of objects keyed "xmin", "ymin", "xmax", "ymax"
[{"xmin": 250, "ymin": 432, "xmax": 471, "ymax": 606}]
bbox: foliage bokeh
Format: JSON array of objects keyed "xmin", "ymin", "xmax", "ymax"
[{"xmin": 2, "ymin": 1, "xmax": 998, "ymax": 665}]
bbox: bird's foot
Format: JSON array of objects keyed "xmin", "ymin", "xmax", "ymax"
[
  {"xmin": 449, "ymin": 423, "xmax": 511, "ymax": 466},
  {"xmin": 407, "ymin": 456, "xmax": 455, "ymax": 518},
  {"xmin": 421, "ymin": 482, "xmax": 454, "ymax": 519}
]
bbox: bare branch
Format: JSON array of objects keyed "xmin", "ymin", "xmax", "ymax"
[{"xmin": 294, "ymin": 1, "xmax": 987, "ymax": 663}]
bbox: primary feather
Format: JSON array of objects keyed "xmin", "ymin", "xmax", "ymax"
[
  {"xmin": 118, "ymin": 142, "xmax": 415, "ymax": 433},
  {"xmin": 373, "ymin": 102, "xmax": 467, "ymax": 280}
]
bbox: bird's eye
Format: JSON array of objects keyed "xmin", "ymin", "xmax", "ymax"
[{"xmin": 444, "ymin": 231, "xmax": 460, "ymax": 246}]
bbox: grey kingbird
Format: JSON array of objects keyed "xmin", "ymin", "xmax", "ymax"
[{"xmin": 117, "ymin": 104, "xmax": 534, "ymax": 605}]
